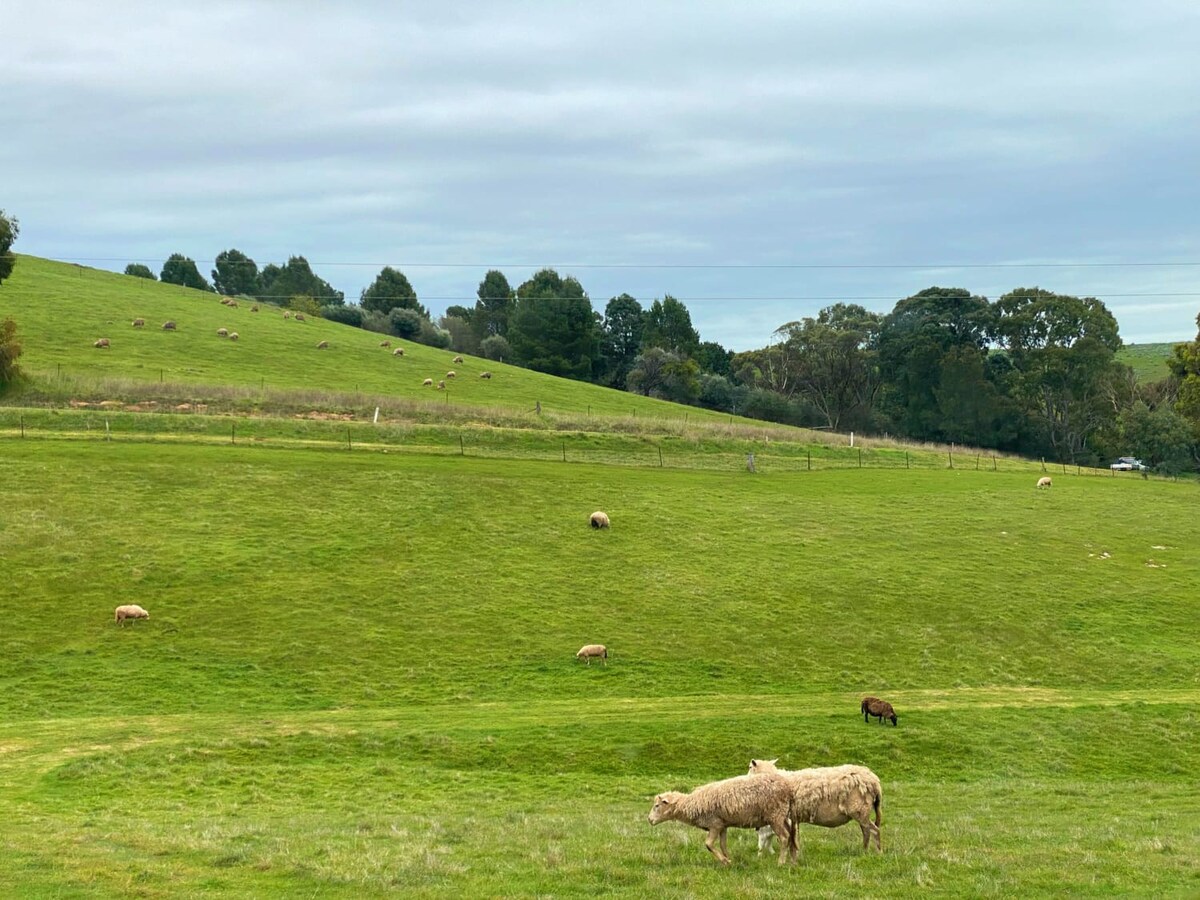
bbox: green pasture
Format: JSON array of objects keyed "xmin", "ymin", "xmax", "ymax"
[
  {"xmin": 1, "ymin": 439, "xmax": 1198, "ymax": 896},
  {"xmin": 1116, "ymin": 342, "xmax": 1179, "ymax": 383},
  {"xmin": 0, "ymin": 255, "xmax": 735, "ymax": 423}
]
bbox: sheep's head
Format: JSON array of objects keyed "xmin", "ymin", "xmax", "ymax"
[
  {"xmin": 747, "ymin": 758, "xmax": 779, "ymax": 775},
  {"xmin": 648, "ymin": 792, "xmax": 682, "ymax": 825}
]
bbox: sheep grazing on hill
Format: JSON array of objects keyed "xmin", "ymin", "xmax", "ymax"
[
  {"xmin": 393, "ymin": 347, "xmax": 405, "ymax": 357},
  {"xmin": 861, "ymin": 696, "xmax": 897, "ymax": 726},
  {"xmin": 229, "ymin": 300, "xmax": 239, "ymax": 308},
  {"xmin": 748, "ymin": 758, "xmax": 884, "ymax": 853},
  {"xmin": 423, "ymin": 378, "xmax": 433, "ymax": 386},
  {"xmin": 132, "ymin": 318, "xmax": 145, "ymax": 328},
  {"xmin": 649, "ymin": 773, "xmax": 797, "ymax": 866},
  {"xmin": 575, "ymin": 644, "xmax": 608, "ymax": 666},
  {"xmin": 93, "ymin": 338, "xmax": 110, "ymax": 348},
  {"xmin": 283, "ymin": 311, "xmax": 292, "ymax": 319},
  {"xmin": 446, "ymin": 370, "xmax": 457, "ymax": 378},
  {"xmin": 589, "ymin": 511, "xmax": 610, "ymax": 529},
  {"xmin": 217, "ymin": 328, "xmax": 228, "ymax": 337},
  {"xmin": 453, "ymin": 355, "xmax": 464, "ymax": 363},
  {"xmin": 480, "ymin": 371, "xmax": 492, "ymax": 379},
  {"xmin": 162, "ymin": 321, "xmax": 177, "ymax": 331},
  {"xmin": 437, "ymin": 380, "xmax": 446, "ymax": 390},
  {"xmin": 295, "ymin": 313, "xmax": 306, "ymax": 322},
  {"xmin": 228, "ymin": 332, "xmax": 239, "ymax": 341},
  {"xmin": 250, "ymin": 305, "xmax": 259, "ymax": 312},
  {"xmin": 1037, "ymin": 476, "xmax": 1052, "ymax": 489},
  {"xmin": 316, "ymin": 340, "xmax": 329, "ymax": 349},
  {"xmin": 380, "ymin": 340, "xmax": 392, "ymax": 348},
  {"xmin": 114, "ymin": 604, "xmax": 150, "ymax": 625}
]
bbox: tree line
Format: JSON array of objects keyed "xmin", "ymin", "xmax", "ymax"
[{"xmin": 1, "ymin": 223, "xmax": 1196, "ymax": 472}]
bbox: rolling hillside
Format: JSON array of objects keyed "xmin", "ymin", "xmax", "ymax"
[
  {"xmin": 1117, "ymin": 341, "xmax": 1181, "ymax": 383},
  {"xmin": 0, "ymin": 255, "xmax": 737, "ymax": 423}
]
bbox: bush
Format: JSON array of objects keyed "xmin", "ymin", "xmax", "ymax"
[
  {"xmin": 480, "ymin": 335, "xmax": 512, "ymax": 362},
  {"xmin": 0, "ymin": 318, "xmax": 23, "ymax": 388},
  {"xmin": 287, "ymin": 295, "xmax": 323, "ymax": 317},
  {"xmin": 417, "ymin": 318, "xmax": 452, "ymax": 349},
  {"xmin": 322, "ymin": 304, "xmax": 364, "ymax": 328},
  {"xmin": 389, "ymin": 308, "xmax": 423, "ymax": 340}
]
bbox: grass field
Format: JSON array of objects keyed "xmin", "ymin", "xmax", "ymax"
[
  {"xmin": 0, "ymin": 256, "xmax": 741, "ymax": 424},
  {"xmin": 2, "ymin": 438, "xmax": 1198, "ymax": 896},
  {"xmin": 1116, "ymin": 342, "xmax": 1180, "ymax": 383}
]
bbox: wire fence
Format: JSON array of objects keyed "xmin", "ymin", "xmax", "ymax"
[{"xmin": 0, "ymin": 405, "xmax": 1161, "ymax": 481}]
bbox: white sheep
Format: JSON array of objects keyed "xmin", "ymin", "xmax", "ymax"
[
  {"xmin": 748, "ymin": 758, "xmax": 883, "ymax": 853},
  {"xmin": 228, "ymin": 332, "xmax": 239, "ymax": 341},
  {"xmin": 114, "ymin": 604, "xmax": 150, "ymax": 625},
  {"xmin": 393, "ymin": 347, "xmax": 405, "ymax": 357},
  {"xmin": 648, "ymin": 773, "xmax": 796, "ymax": 866},
  {"xmin": 589, "ymin": 511, "xmax": 610, "ymax": 529},
  {"xmin": 575, "ymin": 644, "xmax": 608, "ymax": 666},
  {"xmin": 217, "ymin": 327, "xmax": 228, "ymax": 337},
  {"xmin": 422, "ymin": 377, "xmax": 433, "ymax": 386},
  {"xmin": 1037, "ymin": 476, "xmax": 1052, "ymax": 489}
]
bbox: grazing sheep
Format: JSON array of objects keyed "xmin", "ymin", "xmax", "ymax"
[
  {"xmin": 480, "ymin": 371, "xmax": 492, "ymax": 379},
  {"xmin": 162, "ymin": 321, "xmax": 177, "ymax": 331},
  {"xmin": 423, "ymin": 378, "xmax": 433, "ymax": 386},
  {"xmin": 861, "ymin": 696, "xmax": 897, "ymax": 726},
  {"xmin": 380, "ymin": 340, "xmax": 392, "ymax": 348},
  {"xmin": 453, "ymin": 355, "xmax": 464, "ymax": 363},
  {"xmin": 649, "ymin": 773, "xmax": 797, "ymax": 866},
  {"xmin": 220, "ymin": 297, "xmax": 231, "ymax": 306},
  {"xmin": 295, "ymin": 313, "xmax": 306, "ymax": 322},
  {"xmin": 393, "ymin": 348, "xmax": 405, "ymax": 357},
  {"xmin": 217, "ymin": 327, "xmax": 228, "ymax": 337},
  {"xmin": 229, "ymin": 332, "xmax": 239, "ymax": 341},
  {"xmin": 251, "ymin": 305, "xmax": 259, "ymax": 312},
  {"xmin": 575, "ymin": 644, "xmax": 608, "ymax": 666},
  {"xmin": 748, "ymin": 758, "xmax": 884, "ymax": 853},
  {"xmin": 283, "ymin": 311, "xmax": 292, "ymax": 319},
  {"xmin": 437, "ymin": 380, "xmax": 446, "ymax": 390},
  {"xmin": 114, "ymin": 604, "xmax": 150, "ymax": 625},
  {"xmin": 316, "ymin": 340, "xmax": 329, "ymax": 349},
  {"xmin": 446, "ymin": 370, "xmax": 457, "ymax": 378},
  {"xmin": 229, "ymin": 300, "xmax": 239, "ymax": 308},
  {"xmin": 93, "ymin": 338, "xmax": 110, "ymax": 348},
  {"xmin": 1037, "ymin": 476, "xmax": 1052, "ymax": 489},
  {"xmin": 589, "ymin": 511, "xmax": 610, "ymax": 529},
  {"xmin": 132, "ymin": 318, "xmax": 145, "ymax": 328}
]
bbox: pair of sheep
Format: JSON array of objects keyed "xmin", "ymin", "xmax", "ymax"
[
  {"xmin": 216, "ymin": 328, "xmax": 240, "ymax": 341},
  {"xmin": 649, "ymin": 758, "xmax": 883, "ymax": 866}
]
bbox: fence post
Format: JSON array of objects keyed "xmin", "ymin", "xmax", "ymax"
[
  {"xmin": 105, "ymin": 419, "xmax": 111, "ymax": 441},
  {"xmin": 374, "ymin": 407, "xmax": 380, "ymax": 425},
  {"xmin": 858, "ymin": 448, "xmax": 862, "ymax": 468},
  {"xmin": 976, "ymin": 454, "xmax": 979, "ymax": 470},
  {"xmin": 747, "ymin": 452, "xmax": 756, "ymax": 473},
  {"xmin": 948, "ymin": 450, "xmax": 953, "ymax": 469},
  {"xmin": 460, "ymin": 435, "xmax": 465, "ymax": 456},
  {"xmin": 807, "ymin": 449, "xmax": 811, "ymax": 471},
  {"xmin": 347, "ymin": 428, "xmax": 351, "ymax": 451},
  {"xmin": 992, "ymin": 455, "xmax": 997, "ymax": 471},
  {"xmin": 562, "ymin": 442, "xmax": 566, "ymax": 463},
  {"xmin": 659, "ymin": 446, "xmax": 664, "ymax": 467},
  {"xmin": 1061, "ymin": 461, "xmax": 1067, "ymax": 475},
  {"xmin": 20, "ymin": 415, "xmax": 24, "ymax": 438},
  {"xmin": 1041, "ymin": 457, "xmax": 1046, "ymax": 472},
  {"xmin": 905, "ymin": 451, "xmax": 909, "ymax": 469},
  {"xmin": 231, "ymin": 423, "xmax": 235, "ymax": 444}
]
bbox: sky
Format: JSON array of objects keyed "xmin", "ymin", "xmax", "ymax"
[{"xmin": 7, "ymin": 1, "xmax": 1200, "ymax": 350}]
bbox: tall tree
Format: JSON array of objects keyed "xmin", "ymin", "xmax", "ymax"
[
  {"xmin": 0, "ymin": 318, "xmax": 21, "ymax": 386},
  {"xmin": 507, "ymin": 269, "xmax": 601, "ymax": 380},
  {"xmin": 601, "ymin": 293, "xmax": 644, "ymax": 387},
  {"xmin": 696, "ymin": 340, "xmax": 733, "ymax": 376},
  {"xmin": 212, "ymin": 248, "xmax": 260, "ymax": 297},
  {"xmin": 360, "ymin": 266, "xmax": 423, "ymax": 316},
  {"xmin": 160, "ymin": 253, "xmax": 213, "ymax": 292},
  {"xmin": 260, "ymin": 256, "xmax": 343, "ymax": 305},
  {"xmin": 473, "ymin": 270, "xmax": 513, "ymax": 338},
  {"xmin": 642, "ymin": 295, "xmax": 700, "ymax": 357},
  {"xmin": 0, "ymin": 210, "xmax": 17, "ymax": 286},
  {"xmin": 124, "ymin": 263, "xmax": 156, "ymax": 280}
]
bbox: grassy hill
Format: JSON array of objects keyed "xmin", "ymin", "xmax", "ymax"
[
  {"xmin": 0, "ymin": 255, "xmax": 738, "ymax": 423},
  {"xmin": 1, "ymin": 437, "xmax": 1197, "ymax": 895},
  {"xmin": 1117, "ymin": 342, "xmax": 1181, "ymax": 383}
]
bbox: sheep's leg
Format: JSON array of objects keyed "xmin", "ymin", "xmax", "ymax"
[
  {"xmin": 757, "ymin": 825, "xmax": 773, "ymax": 854},
  {"xmin": 719, "ymin": 828, "xmax": 729, "ymax": 860},
  {"xmin": 859, "ymin": 819, "xmax": 871, "ymax": 850},
  {"xmin": 704, "ymin": 827, "xmax": 729, "ymax": 865},
  {"xmin": 770, "ymin": 817, "xmax": 791, "ymax": 865}
]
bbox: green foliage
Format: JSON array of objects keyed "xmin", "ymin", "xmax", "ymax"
[
  {"xmin": 696, "ymin": 340, "xmax": 733, "ymax": 376},
  {"xmin": 0, "ymin": 209, "xmax": 17, "ymax": 285},
  {"xmin": 286, "ymin": 294, "xmax": 322, "ymax": 317},
  {"xmin": 211, "ymin": 248, "xmax": 260, "ymax": 296},
  {"xmin": 473, "ymin": 269, "xmax": 513, "ymax": 338},
  {"xmin": 0, "ymin": 317, "xmax": 21, "ymax": 386},
  {"xmin": 260, "ymin": 256, "xmax": 343, "ymax": 306},
  {"xmin": 439, "ymin": 314, "xmax": 479, "ymax": 355},
  {"xmin": 360, "ymin": 266, "xmax": 423, "ymax": 316},
  {"xmin": 123, "ymin": 262, "xmax": 156, "ymax": 280},
  {"xmin": 322, "ymin": 303, "xmax": 364, "ymax": 328},
  {"xmin": 626, "ymin": 348, "xmax": 700, "ymax": 404},
  {"xmin": 480, "ymin": 333, "xmax": 512, "ymax": 361},
  {"xmin": 642, "ymin": 295, "xmax": 699, "ymax": 357},
  {"xmin": 508, "ymin": 269, "xmax": 601, "ymax": 380},
  {"xmin": 159, "ymin": 252, "xmax": 212, "ymax": 292},
  {"xmin": 416, "ymin": 317, "xmax": 452, "ymax": 349},
  {"xmin": 389, "ymin": 307, "xmax": 423, "ymax": 339},
  {"xmin": 602, "ymin": 293, "xmax": 644, "ymax": 387}
]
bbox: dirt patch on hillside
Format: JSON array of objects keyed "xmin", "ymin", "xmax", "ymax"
[{"xmin": 295, "ymin": 411, "xmax": 355, "ymax": 421}]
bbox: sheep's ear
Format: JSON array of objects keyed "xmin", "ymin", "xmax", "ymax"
[{"xmin": 768, "ymin": 758, "xmax": 778, "ymax": 765}]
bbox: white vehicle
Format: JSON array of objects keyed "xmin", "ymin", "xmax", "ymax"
[{"xmin": 1110, "ymin": 457, "xmax": 1149, "ymax": 472}]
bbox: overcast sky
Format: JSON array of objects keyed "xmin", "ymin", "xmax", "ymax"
[{"xmin": 7, "ymin": 1, "xmax": 1200, "ymax": 349}]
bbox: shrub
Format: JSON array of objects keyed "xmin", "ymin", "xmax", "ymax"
[
  {"xmin": 287, "ymin": 295, "xmax": 323, "ymax": 317},
  {"xmin": 389, "ymin": 308, "xmax": 423, "ymax": 340},
  {"xmin": 480, "ymin": 334, "xmax": 512, "ymax": 362},
  {"xmin": 322, "ymin": 304, "xmax": 364, "ymax": 328},
  {"xmin": 0, "ymin": 318, "xmax": 22, "ymax": 388}
]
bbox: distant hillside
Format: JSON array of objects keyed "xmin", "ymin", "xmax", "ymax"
[
  {"xmin": 1118, "ymin": 342, "xmax": 1182, "ymax": 383},
  {"xmin": 0, "ymin": 255, "xmax": 735, "ymax": 422}
]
